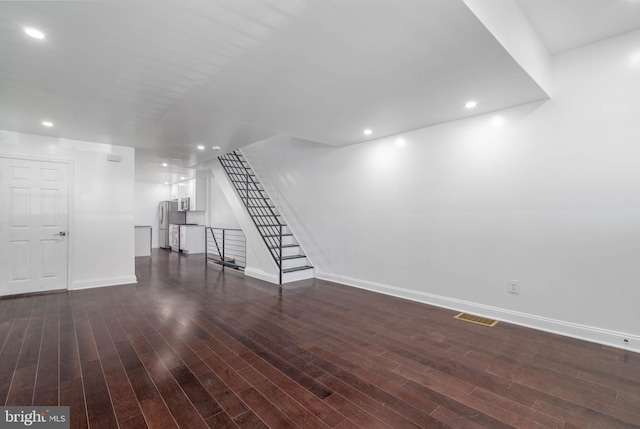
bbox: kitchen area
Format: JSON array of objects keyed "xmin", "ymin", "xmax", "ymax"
[{"xmin": 135, "ymin": 176, "xmax": 208, "ymax": 257}]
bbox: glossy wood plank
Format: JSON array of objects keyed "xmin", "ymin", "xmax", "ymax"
[
  {"xmin": 1, "ymin": 249, "xmax": 639, "ymax": 429},
  {"xmin": 237, "ymin": 387, "xmax": 298, "ymax": 429},
  {"xmin": 80, "ymin": 358, "xmax": 118, "ymax": 428},
  {"xmin": 33, "ymin": 302, "xmax": 60, "ymax": 406},
  {"xmin": 237, "ymin": 364, "xmax": 330, "ymax": 429},
  {"xmin": 139, "ymin": 395, "xmax": 179, "ymax": 429},
  {"xmin": 233, "ymin": 409, "xmax": 269, "ymax": 428},
  {"xmin": 60, "ymin": 378, "xmax": 88, "ymax": 429},
  {"xmin": 156, "ymin": 377, "xmax": 209, "ymax": 429},
  {"xmin": 169, "ymin": 365, "xmax": 222, "ymax": 419},
  {"xmin": 0, "ymin": 318, "xmax": 30, "ymax": 404},
  {"xmin": 205, "ymin": 411, "xmax": 238, "ymax": 429},
  {"xmin": 5, "ymin": 303, "xmax": 45, "ymax": 405}
]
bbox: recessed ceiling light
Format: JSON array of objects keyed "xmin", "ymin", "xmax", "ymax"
[
  {"xmin": 212, "ymin": 146, "xmax": 221, "ymax": 151},
  {"xmin": 42, "ymin": 121, "xmax": 53, "ymax": 127},
  {"xmin": 363, "ymin": 129, "xmax": 372, "ymax": 135},
  {"xmin": 180, "ymin": 176, "xmax": 185, "ymax": 180},
  {"xmin": 197, "ymin": 145, "xmax": 205, "ymax": 150},
  {"xmin": 162, "ymin": 163, "xmax": 168, "ymax": 167},
  {"xmin": 465, "ymin": 101, "xmax": 477, "ymax": 109},
  {"xmin": 24, "ymin": 27, "xmax": 45, "ymax": 40},
  {"xmin": 164, "ymin": 182, "xmax": 169, "ymax": 185}
]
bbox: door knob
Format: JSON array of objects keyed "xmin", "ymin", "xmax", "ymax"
[{"xmin": 57, "ymin": 231, "xmax": 67, "ymax": 236}]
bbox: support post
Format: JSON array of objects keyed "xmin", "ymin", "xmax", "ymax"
[{"xmin": 279, "ymin": 224, "xmax": 283, "ymax": 286}]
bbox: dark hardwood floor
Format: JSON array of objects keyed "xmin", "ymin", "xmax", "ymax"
[{"xmin": 1, "ymin": 249, "xmax": 639, "ymax": 428}]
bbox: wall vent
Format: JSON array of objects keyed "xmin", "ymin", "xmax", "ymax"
[{"xmin": 454, "ymin": 312, "xmax": 499, "ymax": 327}]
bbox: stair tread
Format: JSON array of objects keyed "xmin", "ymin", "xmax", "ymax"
[
  {"xmin": 269, "ymin": 244, "xmax": 299, "ymax": 249},
  {"xmin": 281, "ymin": 254, "xmax": 306, "ymax": 260},
  {"xmin": 264, "ymin": 234, "xmax": 293, "ymax": 237},
  {"xmin": 282, "ymin": 265, "xmax": 314, "ymax": 274}
]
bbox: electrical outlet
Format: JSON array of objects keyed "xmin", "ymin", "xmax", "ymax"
[{"xmin": 508, "ymin": 279, "xmax": 520, "ymax": 294}]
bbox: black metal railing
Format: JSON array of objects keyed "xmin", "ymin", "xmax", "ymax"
[
  {"xmin": 206, "ymin": 227, "xmax": 246, "ymax": 270},
  {"xmin": 218, "ymin": 150, "xmax": 312, "ymax": 284}
]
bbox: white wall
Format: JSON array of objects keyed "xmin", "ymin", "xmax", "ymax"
[
  {"xmin": 208, "ymin": 172, "xmax": 241, "ymax": 229},
  {"xmin": 134, "ymin": 182, "xmax": 170, "ymax": 248},
  {"xmin": 186, "ymin": 210, "xmax": 206, "ymax": 226},
  {"xmin": 242, "ymin": 29, "xmax": 640, "ymax": 352},
  {"xmin": 0, "ymin": 131, "xmax": 137, "ymax": 290}
]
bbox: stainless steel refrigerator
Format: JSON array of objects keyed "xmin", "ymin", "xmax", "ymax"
[{"xmin": 157, "ymin": 200, "xmax": 186, "ymax": 249}]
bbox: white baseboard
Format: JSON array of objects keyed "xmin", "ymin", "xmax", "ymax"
[
  {"xmin": 244, "ymin": 267, "xmax": 279, "ymax": 285},
  {"xmin": 316, "ymin": 271, "xmax": 640, "ymax": 354},
  {"xmin": 71, "ymin": 275, "xmax": 138, "ymax": 291}
]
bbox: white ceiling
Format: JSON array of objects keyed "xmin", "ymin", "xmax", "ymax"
[
  {"xmin": 515, "ymin": 0, "xmax": 640, "ymax": 55},
  {"xmin": 1, "ymin": 1, "xmax": 639, "ymax": 184}
]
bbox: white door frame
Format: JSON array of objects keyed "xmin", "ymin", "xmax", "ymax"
[{"xmin": 0, "ymin": 153, "xmax": 74, "ymax": 293}]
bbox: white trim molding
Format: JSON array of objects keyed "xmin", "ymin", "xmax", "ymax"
[
  {"xmin": 71, "ymin": 275, "xmax": 137, "ymax": 291},
  {"xmin": 244, "ymin": 267, "xmax": 279, "ymax": 285},
  {"xmin": 316, "ymin": 271, "xmax": 640, "ymax": 354}
]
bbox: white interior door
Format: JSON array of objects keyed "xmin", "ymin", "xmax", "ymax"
[{"xmin": 0, "ymin": 157, "xmax": 69, "ymax": 296}]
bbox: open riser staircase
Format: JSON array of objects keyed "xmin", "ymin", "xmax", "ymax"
[{"xmin": 218, "ymin": 150, "xmax": 314, "ymax": 284}]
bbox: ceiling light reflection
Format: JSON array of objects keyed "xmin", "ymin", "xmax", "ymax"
[{"xmin": 24, "ymin": 27, "xmax": 45, "ymax": 39}]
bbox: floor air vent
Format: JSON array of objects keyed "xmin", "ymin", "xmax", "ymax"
[{"xmin": 454, "ymin": 312, "xmax": 499, "ymax": 327}]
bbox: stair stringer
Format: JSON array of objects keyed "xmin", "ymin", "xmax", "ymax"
[{"xmin": 211, "ymin": 161, "xmax": 280, "ymax": 284}]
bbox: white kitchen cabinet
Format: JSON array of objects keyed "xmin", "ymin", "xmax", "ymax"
[
  {"xmin": 189, "ymin": 177, "xmax": 206, "ymax": 211},
  {"xmin": 179, "ymin": 182, "xmax": 188, "ymax": 200},
  {"xmin": 185, "ymin": 179, "xmax": 194, "ymax": 210},
  {"xmin": 175, "ymin": 181, "xmax": 189, "ymax": 210},
  {"xmin": 172, "ymin": 176, "xmax": 206, "ymax": 211},
  {"xmin": 179, "ymin": 225, "xmax": 205, "ymax": 254}
]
